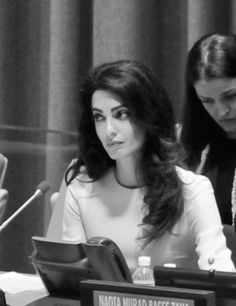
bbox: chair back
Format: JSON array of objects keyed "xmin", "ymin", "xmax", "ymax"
[
  {"xmin": 0, "ymin": 154, "xmax": 8, "ymax": 188},
  {"xmin": 223, "ymin": 224, "xmax": 236, "ymax": 266},
  {"xmin": 0, "ymin": 189, "xmax": 8, "ymax": 224},
  {"xmin": 46, "ymin": 159, "xmax": 77, "ymax": 240}
]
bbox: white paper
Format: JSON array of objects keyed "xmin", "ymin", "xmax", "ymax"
[{"xmin": 0, "ymin": 271, "xmax": 47, "ymax": 294}]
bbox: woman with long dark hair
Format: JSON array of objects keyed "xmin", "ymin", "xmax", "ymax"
[
  {"xmin": 181, "ymin": 33, "xmax": 236, "ymax": 226},
  {"xmin": 63, "ymin": 60, "xmax": 234, "ymax": 272}
]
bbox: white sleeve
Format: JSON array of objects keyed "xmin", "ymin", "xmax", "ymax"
[
  {"xmin": 62, "ymin": 185, "xmax": 87, "ymax": 243},
  {"xmin": 186, "ymin": 174, "xmax": 235, "ymax": 272}
]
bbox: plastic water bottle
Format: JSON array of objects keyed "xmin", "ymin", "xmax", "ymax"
[{"xmin": 132, "ymin": 256, "xmax": 155, "ymax": 286}]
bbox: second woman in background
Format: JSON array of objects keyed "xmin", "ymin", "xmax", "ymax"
[{"xmin": 181, "ymin": 33, "xmax": 236, "ymax": 226}]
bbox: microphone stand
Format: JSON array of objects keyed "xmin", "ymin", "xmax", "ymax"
[{"xmin": 0, "ymin": 182, "xmax": 49, "ymax": 232}]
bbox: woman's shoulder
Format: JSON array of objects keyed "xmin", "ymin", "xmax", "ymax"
[
  {"xmin": 176, "ymin": 166, "xmax": 218, "ymax": 214},
  {"xmin": 176, "ymin": 166, "xmax": 210, "ymax": 184},
  {"xmin": 176, "ymin": 166, "xmax": 213, "ymax": 199},
  {"xmin": 67, "ymin": 167, "xmax": 114, "ymax": 196}
]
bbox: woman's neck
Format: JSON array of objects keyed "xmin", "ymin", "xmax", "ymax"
[{"xmin": 115, "ymin": 157, "xmax": 142, "ymax": 188}]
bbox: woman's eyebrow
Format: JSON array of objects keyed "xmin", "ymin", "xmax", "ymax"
[
  {"xmin": 198, "ymin": 94, "xmax": 212, "ymax": 100},
  {"xmin": 92, "ymin": 107, "xmax": 102, "ymax": 112},
  {"xmin": 111, "ymin": 105, "xmax": 127, "ymax": 112},
  {"xmin": 92, "ymin": 105, "xmax": 126, "ymax": 112}
]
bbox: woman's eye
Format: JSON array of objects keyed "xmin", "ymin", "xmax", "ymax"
[
  {"xmin": 114, "ymin": 109, "xmax": 130, "ymax": 120},
  {"xmin": 201, "ymin": 98, "xmax": 214, "ymax": 105},
  {"xmin": 93, "ymin": 113, "xmax": 104, "ymax": 122},
  {"xmin": 224, "ymin": 93, "xmax": 236, "ymax": 102}
]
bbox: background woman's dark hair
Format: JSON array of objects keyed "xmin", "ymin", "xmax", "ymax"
[
  {"xmin": 181, "ymin": 33, "xmax": 236, "ymax": 169},
  {"xmin": 66, "ymin": 60, "xmax": 184, "ymax": 244}
]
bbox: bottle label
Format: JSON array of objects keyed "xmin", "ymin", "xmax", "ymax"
[{"xmin": 133, "ymin": 280, "xmax": 155, "ymax": 286}]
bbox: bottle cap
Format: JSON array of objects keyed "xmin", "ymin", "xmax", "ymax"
[
  {"xmin": 138, "ymin": 256, "xmax": 151, "ymax": 266},
  {"xmin": 164, "ymin": 263, "xmax": 176, "ymax": 268}
]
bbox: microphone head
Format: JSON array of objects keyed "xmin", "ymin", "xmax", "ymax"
[{"xmin": 36, "ymin": 181, "xmax": 50, "ymax": 195}]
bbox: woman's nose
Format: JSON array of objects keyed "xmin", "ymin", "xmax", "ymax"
[
  {"xmin": 216, "ymin": 102, "xmax": 230, "ymax": 118},
  {"xmin": 105, "ymin": 118, "xmax": 117, "ymax": 137}
]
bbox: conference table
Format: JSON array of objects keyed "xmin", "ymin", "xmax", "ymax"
[
  {"xmin": 6, "ymin": 291, "xmax": 82, "ymax": 306},
  {"xmin": 6, "ymin": 289, "xmax": 48, "ymax": 306},
  {"xmin": 1, "ymin": 271, "xmax": 83, "ymax": 306},
  {"xmin": 0, "ymin": 272, "xmax": 48, "ymax": 306},
  {"xmin": 0, "ymin": 272, "xmax": 236, "ymax": 306}
]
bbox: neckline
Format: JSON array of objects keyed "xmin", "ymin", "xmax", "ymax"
[{"xmin": 112, "ymin": 168, "xmax": 144, "ymax": 190}]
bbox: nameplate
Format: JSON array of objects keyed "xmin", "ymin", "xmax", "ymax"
[
  {"xmin": 94, "ymin": 290, "xmax": 194, "ymax": 306},
  {"xmin": 80, "ymin": 280, "xmax": 216, "ymax": 306}
]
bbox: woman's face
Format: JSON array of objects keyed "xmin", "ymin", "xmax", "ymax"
[
  {"xmin": 91, "ymin": 90, "xmax": 145, "ymax": 162},
  {"xmin": 194, "ymin": 77, "xmax": 236, "ymax": 139}
]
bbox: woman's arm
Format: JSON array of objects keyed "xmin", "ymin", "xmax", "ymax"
[
  {"xmin": 63, "ymin": 185, "xmax": 87, "ymax": 242},
  {"xmin": 186, "ymin": 173, "xmax": 235, "ymax": 271}
]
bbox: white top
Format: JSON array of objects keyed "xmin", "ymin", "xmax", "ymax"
[{"xmin": 63, "ymin": 166, "xmax": 235, "ymax": 272}]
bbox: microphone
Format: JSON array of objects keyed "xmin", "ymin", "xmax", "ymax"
[
  {"xmin": 0, "ymin": 181, "xmax": 50, "ymax": 232},
  {"xmin": 33, "ymin": 181, "xmax": 50, "ymax": 197}
]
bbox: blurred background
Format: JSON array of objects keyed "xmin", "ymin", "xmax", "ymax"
[{"xmin": 0, "ymin": 0, "xmax": 235, "ymax": 273}]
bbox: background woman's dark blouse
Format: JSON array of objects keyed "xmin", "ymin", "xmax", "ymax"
[{"xmin": 205, "ymin": 139, "xmax": 236, "ymax": 225}]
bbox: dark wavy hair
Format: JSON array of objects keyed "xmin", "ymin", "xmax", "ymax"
[
  {"xmin": 181, "ymin": 33, "xmax": 236, "ymax": 169},
  {"xmin": 66, "ymin": 60, "xmax": 184, "ymax": 244}
]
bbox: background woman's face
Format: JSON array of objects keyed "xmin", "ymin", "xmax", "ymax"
[
  {"xmin": 194, "ymin": 77, "xmax": 236, "ymax": 139},
  {"xmin": 91, "ymin": 90, "xmax": 145, "ymax": 161}
]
